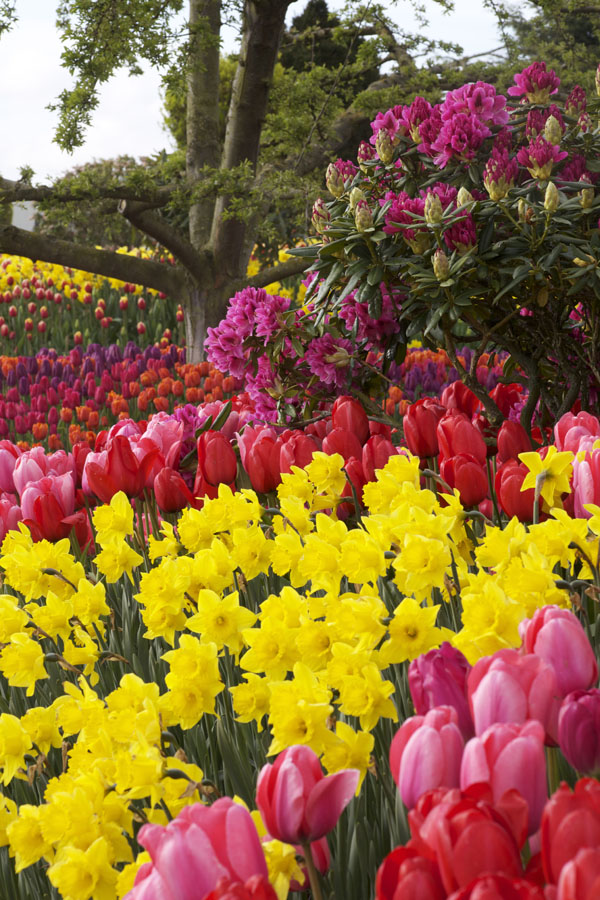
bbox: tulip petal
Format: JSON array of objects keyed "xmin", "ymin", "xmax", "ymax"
[
  {"xmin": 305, "ymin": 769, "xmax": 359, "ymax": 840},
  {"xmin": 271, "ymin": 756, "xmax": 307, "ymax": 843},
  {"xmin": 224, "ymin": 801, "xmax": 268, "ymax": 881}
]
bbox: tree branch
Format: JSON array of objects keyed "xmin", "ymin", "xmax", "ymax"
[
  {"xmin": 0, "ymin": 175, "xmax": 175, "ymax": 207},
  {"xmin": 243, "ymin": 256, "xmax": 311, "ymax": 289},
  {"xmin": 118, "ymin": 200, "xmax": 207, "ymax": 282},
  {"xmin": 0, "ymin": 224, "xmax": 185, "ymax": 296}
]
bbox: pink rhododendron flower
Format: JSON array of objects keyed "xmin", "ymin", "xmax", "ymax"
[{"xmin": 508, "ymin": 61, "xmax": 560, "ymax": 103}]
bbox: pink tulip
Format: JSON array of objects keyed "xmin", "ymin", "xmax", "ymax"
[
  {"xmin": 125, "ymin": 798, "xmax": 269, "ymax": 900},
  {"xmin": 460, "ymin": 721, "xmax": 547, "ymax": 835},
  {"xmin": 13, "ymin": 447, "xmax": 76, "ymax": 497},
  {"xmin": 571, "ymin": 449, "xmax": 600, "ymax": 518},
  {"xmin": 256, "ymin": 745, "xmax": 359, "ymax": 844},
  {"xmin": 389, "ymin": 707, "xmax": 464, "ymax": 809},
  {"xmin": 468, "ymin": 649, "xmax": 561, "ymax": 743},
  {"xmin": 0, "ymin": 441, "xmax": 21, "ymax": 493},
  {"xmin": 20, "ymin": 473, "xmax": 76, "ymax": 542},
  {"xmin": 554, "ymin": 411, "xmax": 600, "ymax": 453},
  {"xmin": 0, "ymin": 493, "xmax": 22, "ymax": 544},
  {"xmin": 142, "ymin": 412, "xmax": 184, "ymax": 466},
  {"xmin": 519, "ymin": 607, "xmax": 598, "ymax": 698}
]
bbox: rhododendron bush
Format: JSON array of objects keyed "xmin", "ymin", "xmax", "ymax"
[{"xmin": 253, "ymin": 62, "xmax": 600, "ymax": 429}]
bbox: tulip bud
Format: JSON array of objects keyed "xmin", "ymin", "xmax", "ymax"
[
  {"xmin": 311, "ymin": 198, "xmax": 330, "ymax": 235},
  {"xmin": 544, "ymin": 181, "xmax": 559, "ymax": 213},
  {"xmin": 544, "ymin": 114, "xmax": 563, "ymax": 145},
  {"xmin": 354, "ymin": 199, "xmax": 373, "ymax": 232},
  {"xmin": 349, "ymin": 187, "xmax": 365, "ymax": 211},
  {"xmin": 432, "ymin": 248, "xmax": 450, "ymax": 281},
  {"xmin": 456, "ymin": 186, "xmax": 475, "ymax": 210},
  {"xmin": 424, "ymin": 193, "xmax": 443, "ymax": 225},
  {"xmin": 325, "ymin": 163, "xmax": 345, "ymax": 198},
  {"xmin": 375, "ymin": 129, "xmax": 395, "ymax": 165}
]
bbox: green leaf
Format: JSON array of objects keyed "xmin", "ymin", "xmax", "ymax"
[{"xmin": 367, "ymin": 264, "xmax": 384, "ymax": 285}]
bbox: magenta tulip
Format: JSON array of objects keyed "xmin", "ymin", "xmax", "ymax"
[
  {"xmin": 558, "ymin": 689, "xmax": 600, "ymax": 774},
  {"xmin": 256, "ymin": 745, "xmax": 358, "ymax": 845},
  {"xmin": 125, "ymin": 798, "xmax": 268, "ymax": 900},
  {"xmin": 460, "ymin": 721, "xmax": 547, "ymax": 835},
  {"xmin": 0, "ymin": 440, "xmax": 21, "ymax": 493},
  {"xmin": 408, "ymin": 643, "xmax": 474, "ymax": 739},
  {"xmin": 520, "ymin": 606, "xmax": 598, "ymax": 698},
  {"xmin": 389, "ymin": 706, "xmax": 464, "ymax": 809}
]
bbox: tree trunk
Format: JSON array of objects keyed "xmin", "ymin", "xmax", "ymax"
[{"xmin": 182, "ymin": 278, "xmax": 232, "ymax": 363}]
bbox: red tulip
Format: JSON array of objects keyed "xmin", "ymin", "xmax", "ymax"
[
  {"xmin": 197, "ymin": 431, "xmax": 238, "ymax": 487},
  {"xmin": 403, "ymin": 398, "xmax": 445, "ymax": 458},
  {"xmin": 408, "ymin": 786, "xmax": 525, "ymax": 894},
  {"xmin": 0, "ymin": 493, "xmax": 22, "ymax": 544},
  {"xmin": 541, "ymin": 779, "xmax": 600, "ymax": 884},
  {"xmin": 495, "ymin": 460, "xmax": 540, "ymax": 522},
  {"xmin": 497, "ymin": 421, "xmax": 532, "ymax": 463},
  {"xmin": 489, "ymin": 383, "xmax": 523, "ymax": 418},
  {"xmin": 154, "ymin": 467, "xmax": 195, "ymax": 513},
  {"xmin": 279, "ymin": 432, "xmax": 319, "ymax": 474},
  {"xmin": 556, "ymin": 846, "xmax": 600, "ymax": 900},
  {"xmin": 460, "ymin": 721, "xmax": 547, "ymax": 835},
  {"xmin": 331, "ymin": 395, "xmax": 370, "ymax": 445},
  {"xmin": 362, "ymin": 435, "xmax": 396, "ymax": 482},
  {"xmin": 440, "ymin": 381, "xmax": 481, "ymax": 417},
  {"xmin": 437, "ymin": 411, "xmax": 487, "ymax": 465},
  {"xmin": 322, "ymin": 427, "xmax": 363, "ymax": 462},
  {"xmin": 390, "ymin": 707, "xmax": 464, "ymax": 809},
  {"xmin": 244, "ymin": 432, "xmax": 282, "ymax": 494},
  {"xmin": 256, "ymin": 745, "xmax": 358, "ymax": 845},
  {"xmin": 84, "ymin": 435, "xmax": 159, "ymax": 502},
  {"xmin": 440, "ymin": 454, "xmax": 489, "ymax": 506},
  {"xmin": 205, "ymin": 876, "xmax": 278, "ymax": 900},
  {"xmin": 472, "ymin": 415, "xmax": 498, "ymax": 458},
  {"xmin": 338, "ymin": 456, "xmax": 367, "ymax": 519},
  {"xmin": 448, "ymin": 874, "xmax": 545, "ymax": 899},
  {"xmin": 376, "ymin": 847, "xmax": 445, "ymax": 900}
]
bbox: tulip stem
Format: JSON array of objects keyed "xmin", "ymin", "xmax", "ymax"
[
  {"xmin": 546, "ymin": 746, "xmax": 560, "ymax": 795},
  {"xmin": 301, "ymin": 841, "xmax": 325, "ymax": 900}
]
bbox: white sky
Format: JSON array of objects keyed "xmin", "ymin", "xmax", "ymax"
[{"xmin": 0, "ymin": 0, "xmax": 505, "ymax": 182}]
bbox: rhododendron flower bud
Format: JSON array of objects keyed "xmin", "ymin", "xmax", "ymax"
[
  {"xmin": 354, "ymin": 199, "xmax": 374, "ymax": 231},
  {"xmin": 460, "ymin": 721, "xmax": 547, "ymax": 835},
  {"xmin": 544, "ymin": 182, "xmax": 559, "ymax": 213},
  {"xmin": 256, "ymin": 745, "xmax": 358, "ymax": 844},
  {"xmin": 483, "ymin": 149, "xmax": 518, "ymax": 201},
  {"xmin": 433, "ymin": 248, "xmax": 450, "ymax": 281},
  {"xmin": 349, "ymin": 187, "xmax": 366, "ymax": 211},
  {"xmin": 541, "ymin": 778, "xmax": 600, "ymax": 885},
  {"xmin": 311, "ymin": 198, "xmax": 330, "ymax": 234},
  {"xmin": 125, "ymin": 798, "xmax": 269, "ymax": 900},
  {"xmin": 197, "ymin": 431, "xmax": 238, "ymax": 487},
  {"xmin": 544, "ymin": 114, "xmax": 563, "ymax": 145},
  {"xmin": 456, "ymin": 186, "xmax": 475, "ymax": 210},
  {"xmin": 558, "ymin": 689, "xmax": 600, "ymax": 775},
  {"xmin": 389, "ymin": 707, "xmax": 464, "ymax": 809},
  {"xmin": 440, "ymin": 453, "xmax": 489, "ymax": 507},
  {"xmin": 424, "ymin": 192, "xmax": 443, "ymax": 224},
  {"xmin": 555, "ymin": 846, "xmax": 600, "ymax": 900},
  {"xmin": 520, "ymin": 606, "xmax": 598, "ymax": 698},
  {"xmin": 579, "ymin": 183, "xmax": 594, "ymax": 209},
  {"xmin": 325, "ymin": 162, "xmax": 345, "ymax": 198},
  {"xmin": 403, "ymin": 398, "xmax": 445, "ymax": 458},
  {"xmin": 375, "ymin": 129, "xmax": 395, "ymax": 164},
  {"xmin": 516, "ymin": 137, "xmax": 568, "ymax": 181},
  {"xmin": 331, "ymin": 396, "xmax": 370, "ymax": 444},
  {"xmin": 409, "ymin": 643, "xmax": 473, "ymax": 739},
  {"xmin": 375, "ymin": 846, "xmax": 445, "ymax": 900}
]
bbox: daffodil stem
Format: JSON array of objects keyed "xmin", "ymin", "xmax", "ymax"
[{"xmin": 301, "ymin": 841, "xmax": 324, "ymax": 900}]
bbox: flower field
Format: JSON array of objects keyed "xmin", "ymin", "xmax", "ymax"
[{"xmin": 1, "ymin": 60, "xmax": 600, "ymax": 900}]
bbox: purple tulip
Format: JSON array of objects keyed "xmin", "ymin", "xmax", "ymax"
[
  {"xmin": 408, "ymin": 642, "xmax": 474, "ymax": 739},
  {"xmin": 558, "ymin": 689, "xmax": 600, "ymax": 774}
]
